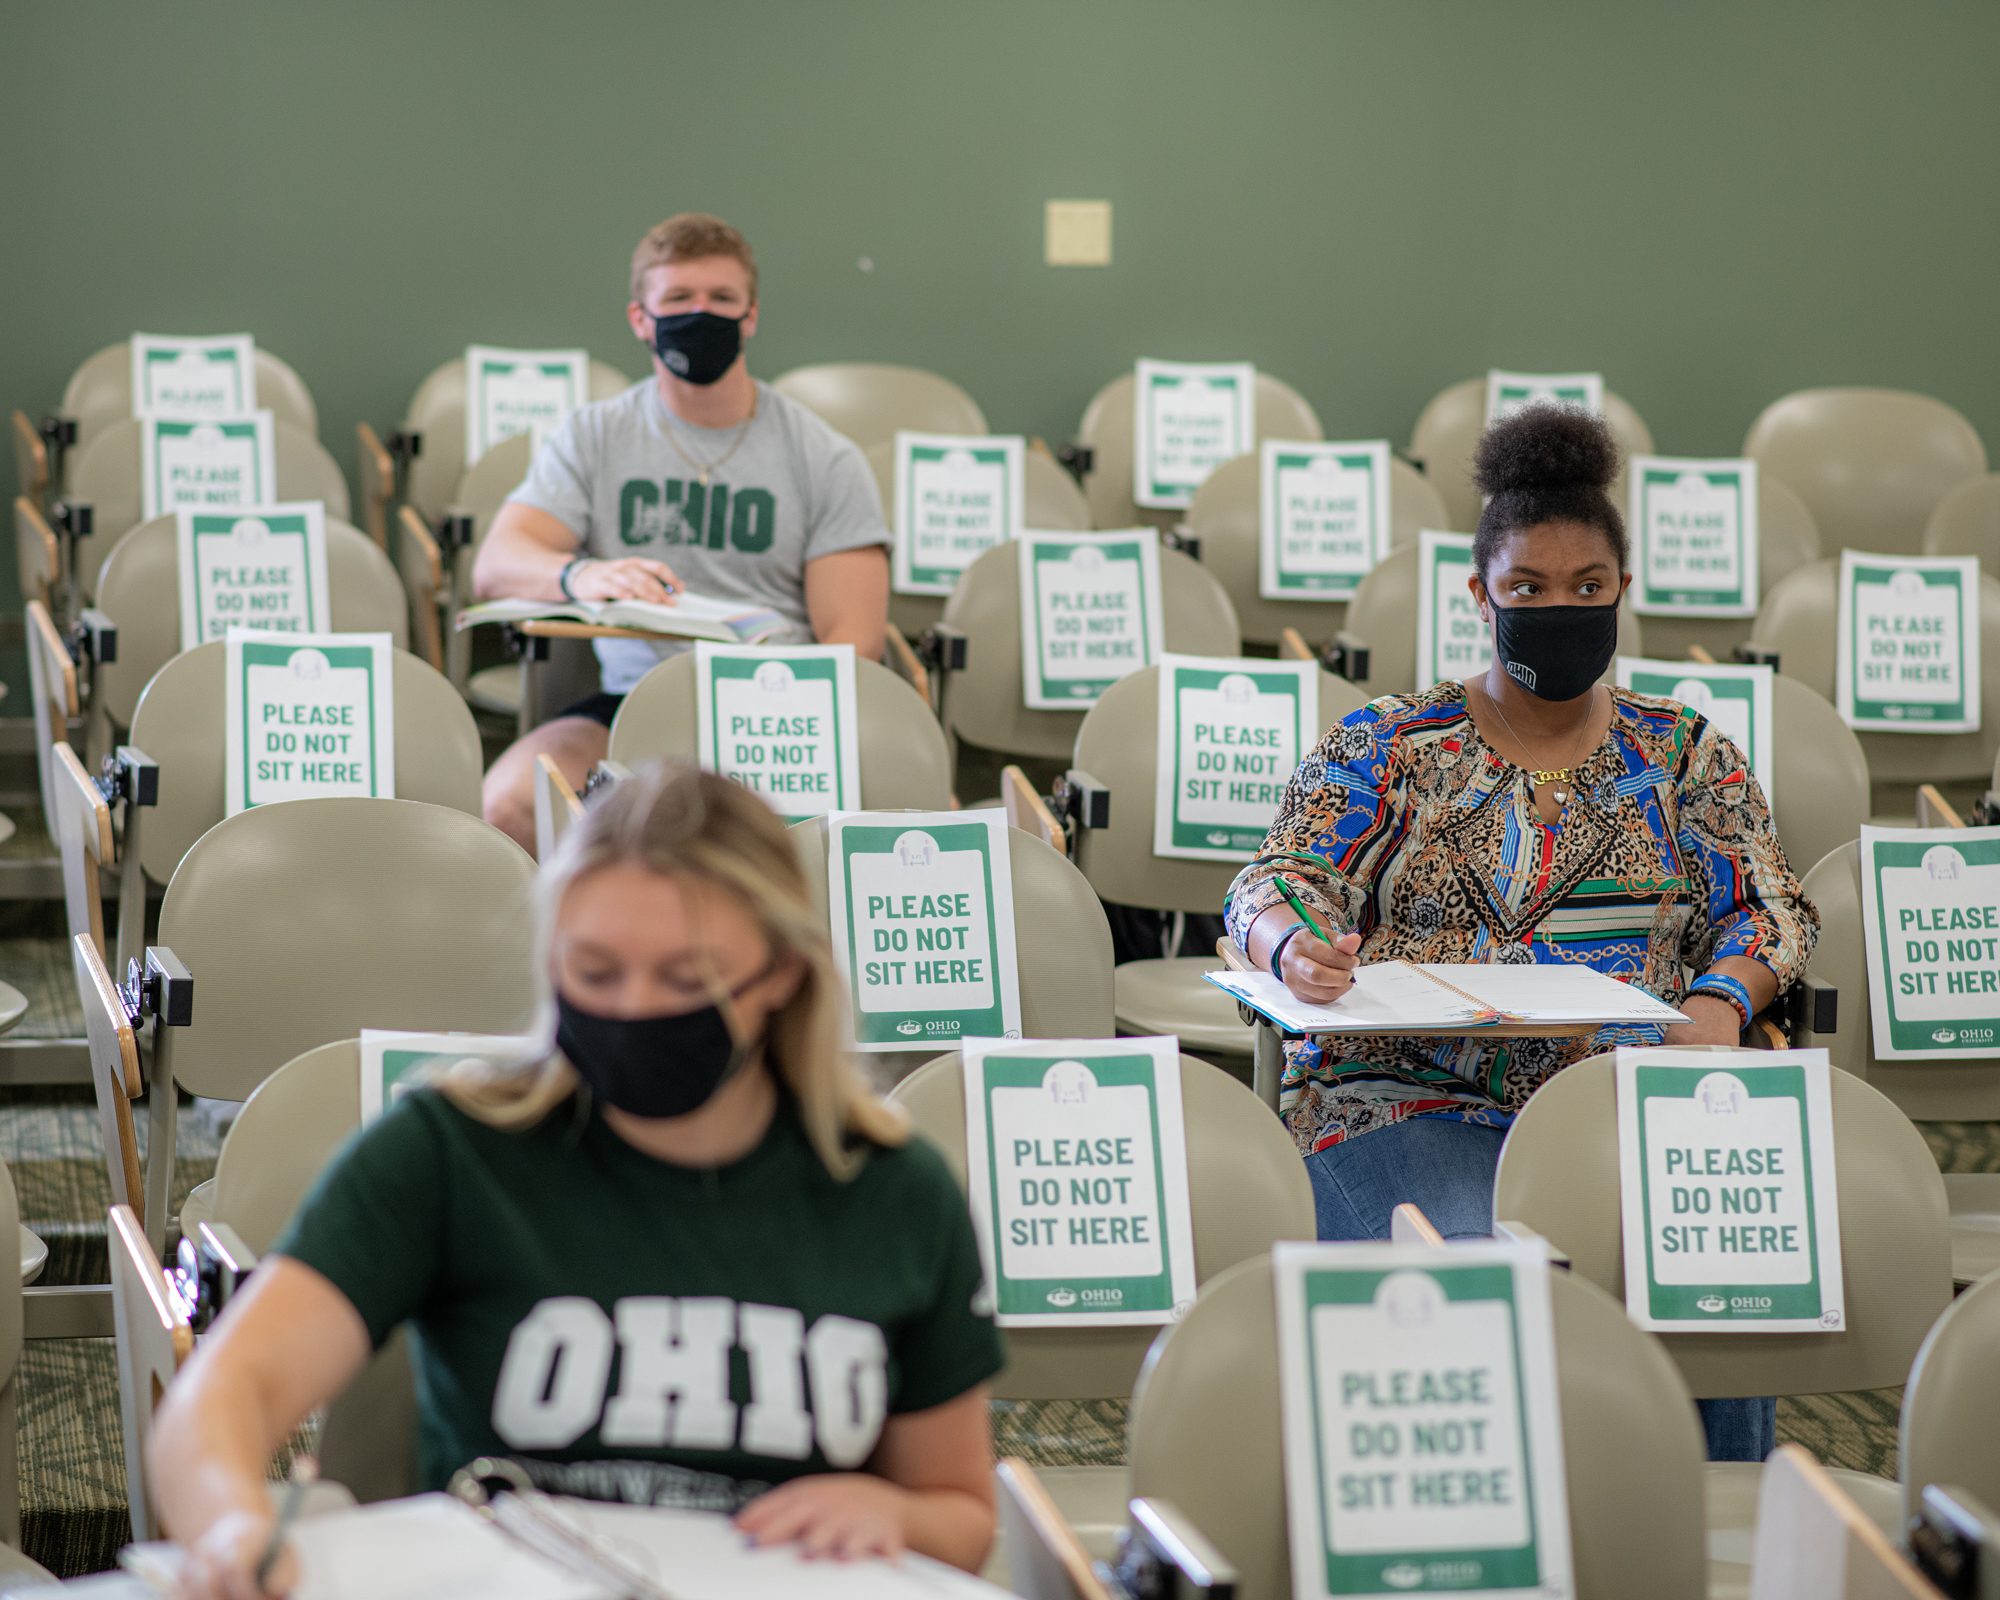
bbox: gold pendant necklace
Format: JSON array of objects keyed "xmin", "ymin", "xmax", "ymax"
[
  {"xmin": 663, "ymin": 392, "xmax": 758, "ymax": 487},
  {"xmin": 1484, "ymin": 685, "xmax": 1598, "ymax": 809}
]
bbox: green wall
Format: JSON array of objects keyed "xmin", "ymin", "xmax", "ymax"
[{"xmin": 5, "ymin": 0, "xmax": 1996, "ymax": 668}]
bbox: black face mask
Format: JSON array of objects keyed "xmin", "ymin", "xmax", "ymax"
[
  {"xmin": 1488, "ymin": 601, "xmax": 1620, "ymax": 703},
  {"xmin": 556, "ymin": 982, "xmax": 761, "ymax": 1120},
  {"xmin": 647, "ymin": 309, "xmax": 742, "ymax": 386}
]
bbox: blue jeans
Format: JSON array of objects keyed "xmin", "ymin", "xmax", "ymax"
[{"xmin": 1303, "ymin": 1114, "xmax": 1776, "ymax": 1463}]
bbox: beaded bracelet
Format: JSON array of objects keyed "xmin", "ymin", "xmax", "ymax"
[
  {"xmin": 1687, "ymin": 972, "xmax": 1754, "ymax": 1033},
  {"xmin": 1269, "ymin": 923, "xmax": 1308, "ymax": 980}
]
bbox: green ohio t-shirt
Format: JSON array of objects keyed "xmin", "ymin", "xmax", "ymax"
[{"xmin": 274, "ymin": 1089, "xmax": 1002, "ymax": 1509}]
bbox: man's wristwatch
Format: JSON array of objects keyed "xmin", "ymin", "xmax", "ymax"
[{"xmin": 558, "ymin": 557, "xmax": 596, "ymax": 601}]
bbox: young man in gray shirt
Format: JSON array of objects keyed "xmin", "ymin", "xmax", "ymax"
[{"xmin": 474, "ymin": 213, "xmax": 890, "ymax": 851}]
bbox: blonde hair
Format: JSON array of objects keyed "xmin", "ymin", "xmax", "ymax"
[
  {"xmin": 440, "ymin": 762, "xmax": 906, "ymax": 1177},
  {"xmin": 629, "ymin": 213, "xmax": 759, "ymax": 304}
]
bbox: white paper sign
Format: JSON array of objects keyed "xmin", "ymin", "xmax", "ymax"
[
  {"xmin": 1153, "ymin": 654, "xmax": 1315, "ymax": 861},
  {"xmin": 1134, "ymin": 359, "xmax": 1256, "ymax": 509},
  {"xmin": 1835, "ymin": 551, "xmax": 1980, "ymax": 733},
  {"xmin": 1018, "ymin": 528, "xmax": 1166, "ymax": 710},
  {"xmin": 960, "ymin": 1036, "xmax": 1196, "ymax": 1328},
  {"xmin": 130, "ymin": 333, "xmax": 257, "ymax": 419},
  {"xmin": 825, "ymin": 809, "xmax": 1021, "ymax": 1052},
  {"xmin": 224, "ymin": 630, "xmax": 396, "ymax": 816},
  {"xmin": 464, "ymin": 346, "xmax": 590, "ymax": 467},
  {"xmin": 358, "ymin": 1029, "xmax": 540, "ymax": 1125},
  {"xmin": 892, "ymin": 432, "xmax": 1025, "ymax": 596},
  {"xmin": 1616, "ymin": 1049, "xmax": 1845, "ymax": 1333},
  {"xmin": 1416, "ymin": 530, "xmax": 1490, "ymax": 688},
  {"xmin": 1858, "ymin": 824, "xmax": 2000, "ymax": 1060},
  {"xmin": 694, "ymin": 643, "xmax": 861, "ymax": 823},
  {"xmin": 176, "ymin": 501, "xmax": 332, "ymax": 649},
  {"xmin": 1275, "ymin": 1239, "xmax": 1573, "ymax": 1600},
  {"xmin": 141, "ymin": 413, "xmax": 279, "ymax": 521},
  {"xmin": 1615, "ymin": 656, "xmax": 1775, "ymax": 807},
  {"xmin": 1631, "ymin": 457, "xmax": 1759, "ymax": 617},
  {"xmin": 1484, "ymin": 371, "xmax": 1604, "ymax": 422},
  {"xmin": 1259, "ymin": 440, "xmax": 1393, "ymax": 600}
]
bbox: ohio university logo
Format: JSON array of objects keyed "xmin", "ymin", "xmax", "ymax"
[{"xmin": 1505, "ymin": 660, "xmax": 1537, "ymax": 691}]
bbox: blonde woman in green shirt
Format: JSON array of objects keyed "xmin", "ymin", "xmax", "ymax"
[{"xmin": 151, "ymin": 764, "xmax": 1003, "ymax": 1598}]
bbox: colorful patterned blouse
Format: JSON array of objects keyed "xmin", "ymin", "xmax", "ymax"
[{"xmin": 1224, "ymin": 683, "xmax": 1818, "ymax": 1155}]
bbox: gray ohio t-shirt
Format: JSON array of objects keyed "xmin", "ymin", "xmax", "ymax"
[{"xmin": 508, "ymin": 380, "xmax": 889, "ymax": 693}]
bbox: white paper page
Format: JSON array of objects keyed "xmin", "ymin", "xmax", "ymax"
[
  {"xmin": 547, "ymin": 1501, "xmax": 1006, "ymax": 1598},
  {"xmin": 1416, "ymin": 529, "xmax": 1489, "ymax": 688},
  {"xmin": 1133, "ymin": 359, "xmax": 1256, "ymax": 509},
  {"xmin": 141, "ymin": 412, "xmax": 279, "ymax": 520},
  {"xmin": 224, "ymin": 630, "xmax": 396, "ymax": 815},
  {"xmin": 465, "ymin": 346, "xmax": 590, "ymax": 466},
  {"xmin": 1258, "ymin": 439, "xmax": 1393, "ymax": 601},
  {"xmin": 359, "ymin": 1030, "xmax": 542, "ymax": 1124},
  {"xmin": 290, "ymin": 1495, "xmax": 611, "ymax": 1600},
  {"xmin": 1485, "ymin": 370, "xmax": 1604, "ymax": 422},
  {"xmin": 177, "ymin": 501, "xmax": 332, "ymax": 650},
  {"xmin": 1835, "ymin": 550, "xmax": 1981, "ymax": 734},
  {"xmin": 892, "ymin": 431, "xmax": 1025, "ymax": 596},
  {"xmin": 1209, "ymin": 963, "xmax": 1687, "ymax": 1033},
  {"xmin": 1629, "ymin": 456, "xmax": 1760, "ymax": 618},
  {"xmin": 1437, "ymin": 964, "xmax": 1690, "ymax": 1023},
  {"xmin": 1858, "ymin": 823, "xmax": 2000, "ymax": 1060}
]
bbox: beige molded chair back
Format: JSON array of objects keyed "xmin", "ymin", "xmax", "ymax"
[
  {"xmin": 211, "ymin": 1040, "xmax": 361, "ymax": 1254},
  {"xmin": 770, "ymin": 363, "xmax": 985, "ymax": 453},
  {"xmin": 1799, "ymin": 840, "xmax": 2000, "ymax": 1119},
  {"xmin": 1076, "ymin": 371, "xmax": 1321, "ymax": 532},
  {"xmin": 1634, "ymin": 475, "xmax": 1823, "ymax": 664},
  {"xmin": 1743, "ymin": 388, "xmax": 1988, "ymax": 558},
  {"xmin": 1752, "ymin": 557, "xmax": 2000, "ymax": 786},
  {"xmin": 61, "ymin": 341, "xmax": 318, "ymax": 466},
  {"xmin": 891, "ymin": 1053, "xmax": 1312, "ymax": 1400},
  {"xmin": 1340, "ymin": 543, "xmax": 1643, "ymax": 697},
  {"xmin": 400, "ymin": 356, "xmax": 632, "ymax": 521},
  {"xmin": 1922, "ymin": 473, "xmax": 2000, "ymax": 567},
  {"xmin": 1408, "ymin": 378, "xmax": 1655, "ymax": 536},
  {"xmin": 606, "ymin": 651, "xmax": 951, "ymax": 811},
  {"xmin": 1069, "ymin": 664, "xmax": 1368, "ymax": 1057},
  {"xmin": 65, "ymin": 417, "xmax": 352, "ymax": 594},
  {"xmin": 94, "ymin": 512, "xmax": 409, "ymax": 732},
  {"xmin": 786, "ymin": 813, "xmax": 1113, "ymax": 1085},
  {"xmin": 1898, "ymin": 1265, "xmax": 2000, "ymax": 1529},
  {"xmin": 1766, "ymin": 676, "xmax": 1870, "ymax": 880},
  {"xmin": 863, "ymin": 438, "xmax": 1093, "ymax": 639},
  {"xmin": 129, "ymin": 641, "xmax": 483, "ymax": 884},
  {"xmin": 1125, "ymin": 1254, "xmax": 1706, "ymax": 1600},
  {"xmin": 1186, "ymin": 451, "xmax": 1451, "ymax": 650},
  {"xmin": 158, "ymin": 799, "xmax": 534, "ymax": 1101},
  {"xmin": 109, "ymin": 1202, "xmax": 188, "ymax": 1542},
  {"xmin": 1493, "ymin": 1049, "xmax": 1951, "ymax": 1398},
  {"xmin": 937, "ymin": 539, "xmax": 1240, "ymax": 767}
]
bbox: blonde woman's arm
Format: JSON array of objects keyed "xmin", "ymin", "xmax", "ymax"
[{"xmin": 152, "ymin": 1258, "xmax": 372, "ymax": 1599}]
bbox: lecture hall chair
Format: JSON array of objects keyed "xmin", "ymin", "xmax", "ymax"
[
  {"xmin": 931, "ymin": 538, "xmax": 1240, "ymax": 794},
  {"xmin": 1743, "ymin": 389, "xmax": 1988, "ymax": 560},
  {"xmin": 862, "ymin": 436, "xmax": 1093, "ymax": 641},
  {"xmin": 1064, "ymin": 662, "xmax": 1369, "ymax": 1070},
  {"xmin": 786, "ymin": 809, "xmax": 1115, "ymax": 1090},
  {"xmin": 1071, "ymin": 369, "xmax": 1323, "ymax": 533},
  {"xmin": 1492, "ymin": 1048, "xmax": 1952, "ymax": 1598},
  {"xmin": 1747, "ymin": 557, "xmax": 2000, "ymax": 797},
  {"xmin": 1920, "ymin": 473, "xmax": 2000, "ymax": 568},
  {"xmin": 999, "ymin": 1249, "xmax": 1707, "ymax": 1600},
  {"xmin": 57, "ymin": 340, "xmax": 319, "ymax": 483},
  {"xmin": 1184, "ymin": 448, "xmax": 1450, "ymax": 653},
  {"xmin": 770, "ymin": 362, "xmax": 986, "ymax": 453},
  {"xmin": 605, "ymin": 650, "xmax": 952, "ymax": 813},
  {"xmin": 1407, "ymin": 377, "xmax": 1655, "ymax": 537},
  {"xmin": 891, "ymin": 1051, "xmax": 1314, "ymax": 1563},
  {"xmin": 1898, "ymin": 1264, "xmax": 2000, "ymax": 1536},
  {"xmin": 63, "ymin": 417, "xmax": 350, "ymax": 599}
]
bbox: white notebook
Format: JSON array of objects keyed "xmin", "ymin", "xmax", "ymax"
[
  {"xmin": 1208, "ymin": 960, "xmax": 1690, "ymax": 1034},
  {"xmin": 456, "ymin": 594, "xmax": 788, "ymax": 645}
]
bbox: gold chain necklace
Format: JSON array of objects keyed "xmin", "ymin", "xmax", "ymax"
[
  {"xmin": 1482, "ymin": 683, "xmax": 1599, "ymax": 807},
  {"xmin": 662, "ymin": 391, "xmax": 758, "ymax": 487}
]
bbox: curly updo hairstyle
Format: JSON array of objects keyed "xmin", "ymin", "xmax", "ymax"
[{"xmin": 1470, "ymin": 404, "xmax": 1627, "ymax": 580}]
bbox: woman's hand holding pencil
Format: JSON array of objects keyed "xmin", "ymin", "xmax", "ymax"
[{"xmin": 1256, "ymin": 880, "xmax": 1364, "ymax": 1005}]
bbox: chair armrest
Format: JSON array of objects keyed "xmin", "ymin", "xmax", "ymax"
[
  {"xmin": 993, "ymin": 1458, "xmax": 1113, "ymax": 1600},
  {"xmin": 1002, "ymin": 766, "xmax": 1064, "ymax": 854},
  {"xmin": 1277, "ymin": 627, "xmax": 1315, "ymax": 663},
  {"xmin": 1917, "ymin": 784, "xmax": 1967, "ymax": 829},
  {"xmin": 355, "ymin": 422, "xmax": 395, "ymax": 548},
  {"xmin": 883, "ymin": 622, "xmax": 931, "ymax": 707}
]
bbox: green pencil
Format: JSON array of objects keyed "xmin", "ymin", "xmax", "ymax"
[{"xmin": 1274, "ymin": 877, "xmax": 1340, "ymax": 949}]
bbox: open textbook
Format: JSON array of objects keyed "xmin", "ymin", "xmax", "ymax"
[
  {"xmin": 111, "ymin": 1493, "xmax": 1002, "ymax": 1600},
  {"xmin": 457, "ymin": 594, "xmax": 789, "ymax": 646},
  {"xmin": 1209, "ymin": 959, "xmax": 1690, "ymax": 1035}
]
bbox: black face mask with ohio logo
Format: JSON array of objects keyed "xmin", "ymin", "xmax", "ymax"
[{"xmin": 1489, "ymin": 600, "xmax": 1620, "ymax": 703}]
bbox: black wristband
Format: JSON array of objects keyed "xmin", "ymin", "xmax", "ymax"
[
  {"xmin": 558, "ymin": 557, "xmax": 594, "ymax": 601},
  {"xmin": 1269, "ymin": 923, "xmax": 1308, "ymax": 980}
]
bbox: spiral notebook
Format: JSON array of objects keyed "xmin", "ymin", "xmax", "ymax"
[{"xmin": 1208, "ymin": 959, "xmax": 1690, "ymax": 1035}]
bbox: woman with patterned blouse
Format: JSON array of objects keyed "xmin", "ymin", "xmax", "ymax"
[{"xmin": 1226, "ymin": 406, "xmax": 1817, "ymax": 1461}]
